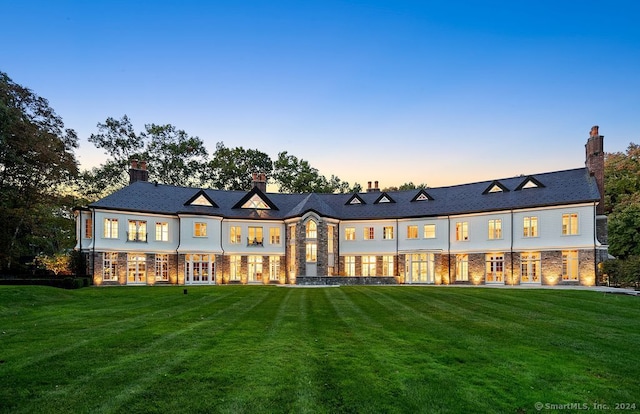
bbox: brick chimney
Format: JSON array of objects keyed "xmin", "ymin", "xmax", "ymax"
[
  {"xmin": 367, "ymin": 180, "xmax": 380, "ymax": 193},
  {"xmin": 251, "ymin": 172, "xmax": 267, "ymax": 193},
  {"xmin": 585, "ymin": 126, "xmax": 604, "ymax": 215},
  {"xmin": 129, "ymin": 159, "xmax": 149, "ymax": 184}
]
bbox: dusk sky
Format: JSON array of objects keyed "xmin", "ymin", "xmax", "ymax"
[{"xmin": 4, "ymin": 0, "xmax": 640, "ymax": 189}]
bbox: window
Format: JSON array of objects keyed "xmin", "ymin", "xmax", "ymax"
[
  {"xmin": 269, "ymin": 227, "xmax": 281, "ymax": 244},
  {"xmin": 185, "ymin": 254, "xmax": 211, "ymax": 283},
  {"xmin": 155, "ymin": 222, "xmax": 169, "ymax": 242},
  {"xmin": 328, "ymin": 225, "xmax": 335, "ymax": 252},
  {"xmin": 127, "ymin": 253, "xmax": 146, "ymax": 284},
  {"xmin": 345, "ymin": 227, "xmax": 356, "ymax": 241},
  {"xmin": 306, "ymin": 242, "xmax": 317, "ymax": 262},
  {"xmin": 269, "ymin": 256, "xmax": 280, "ymax": 281},
  {"xmin": 85, "ymin": 218, "xmax": 92, "ymax": 239},
  {"xmin": 362, "ymin": 255, "xmax": 376, "ymax": 276},
  {"xmin": 485, "ymin": 254, "xmax": 504, "ymax": 283},
  {"xmin": 456, "ymin": 222, "xmax": 469, "ymax": 241},
  {"xmin": 424, "ymin": 224, "xmax": 436, "ymax": 239},
  {"xmin": 128, "ymin": 220, "xmax": 147, "ymax": 242},
  {"xmin": 194, "ymin": 222, "xmax": 207, "ymax": 237},
  {"xmin": 407, "ymin": 225, "xmax": 418, "ymax": 239},
  {"xmin": 242, "ymin": 193, "xmax": 270, "ymax": 209},
  {"xmin": 104, "ymin": 218, "xmax": 118, "ymax": 239},
  {"xmin": 248, "ymin": 255, "xmax": 263, "ymax": 282},
  {"xmin": 562, "ymin": 250, "xmax": 579, "ymax": 281},
  {"xmin": 406, "ymin": 253, "xmax": 435, "ymax": 283},
  {"xmin": 364, "ymin": 227, "xmax": 375, "ymax": 240},
  {"xmin": 103, "ymin": 252, "xmax": 118, "ymax": 281},
  {"xmin": 382, "ymin": 256, "xmax": 394, "ymax": 276},
  {"xmin": 230, "ymin": 226, "xmax": 241, "ymax": 244},
  {"xmin": 520, "ymin": 252, "xmax": 540, "ymax": 283},
  {"xmin": 456, "ymin": 254, "xmax": 469, "ymax": 282},
  {"xmin": 230, "ymin": 255, "xmax": 241, "ymax": 281},
  {"xmin": 248, "ymin": 226, "xmax": 263, "ymax": 245},
  {"xmin": 289, "ymin": 224, "xmax": 296, "ymax": 242},
  {"xmin": 562, "ymin": 213, "xmax": 578, "ymax": 235},
  {"xmin": 306, "ymin": 221, "xmax": 317, "ymax": 238},
  {"xmin": 345, "ymin": 256, "xmax": 356, "ymax": 276},
  {"xmin": 155, "ymin": 254, "xmax": 169, "ymax": 281},
  {"xmin": 383, "ymin": 226, "xmax": 394, "ymax": 240},
  {"xmin": 523, "ymin": 216, "xmax": 538, "ymax": 237},
  {"xmin": 488, "ymin": 219, "xmax": 502, "ymax": 240}
]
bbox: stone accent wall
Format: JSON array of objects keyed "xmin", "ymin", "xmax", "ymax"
[
  {"xmin": 596, "ymin": 216, "xmax": 608, "ymax": 245},
  {"xmin": 468, "ymin": 253, "xmax": 485, "ymax": 285},
  {"xmin": 435, "ymin": 253, "xmax": 450, "ymax": 285}
]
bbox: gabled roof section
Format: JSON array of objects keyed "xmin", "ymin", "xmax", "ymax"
[
  {"xmin": 483, "ymin": 180, "xmax": 510, "ymax": 194},
  {"xmin": 184, "ymin": 190, "xmax": 218, "ymax": 208},
  {"xmin": 515, "ymin": 176, "xmax": 546, "ymax": 191},
  {"xmin": 286, "ymin": 193, "xmax": 339, "ymax": 218},
  {"xmin": 232, "ymin": 187, "xmax": 279, "ymax": 210},
  {"xmin": 411, "ymin": 189, "xmax": 434, "ymax": 202},
  {"xmin": 345, "ymin": 193, "xmax": 366, "ymax": 205},
  {"xmin": 374, "ymin": 192, "xmax": 396, "ymax": 204}
]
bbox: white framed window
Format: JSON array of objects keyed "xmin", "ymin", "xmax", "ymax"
[
  {"xmin": 85, "ymin": 218, "xmax": 93, "ymax": 239},
  {"xmin": 488, "ymin": 219, "xmax": 502, "ymax": 240},
  {"xmin": 362, "ymin": 255, "xmax": 376, "ymax": 276},
  {"xmin": 328, "ymin": 225, "xmax": 335, "ymax": 252},
  {"xmin": 407, "ymin": 225, "xmax": 418, "ymax": 239},
  {"xmin": 185, "ymin": 254, "xmax": 212, "ymax": 283},
  {"xmin": 456, "ymin": 254, "xmax": 468, "ymax": 282},
  {"xmin": 230, "ymin": 226, "xmax": 241, "ymax": 244},
  {"xmin": 306, "ymin": 242, "xmax": 317, "ymax": 262},
  {"xmin": 269, "ymin": 227, "xmax": 281, "ymax": 244},
  {"xmin": 562, "ymin": 213, "xmax": 579, "ymax": 235},
  {"xmin": 155, "ymin": 254, "xmax": 169, "ymax": 281},
  {"xmin": 127, "ymin": 253, "xmax": 146, "ymax": 284},
  {"xmin": 269, "ymin": 256, "xmax": 280, "ymax": 281},
  {"xmin": 103, "ymin": 218, "xmax": 118, "ymax": 239},
  {"xmin": 248, "ymin": 226, "xmax": 263, "ymax": 245},
  {"xmin": 345, "ymin": 256, "xmax": 356, "ymax": 276},
  {"xmin": 230, "ymin": 255, "xmax": 241, "ymax": 281},
  {"xmin": 382, "ymin": 255, "xmax": 394, "ymax": 276},
  {"xmin": 423, "ymin": 224, "xmax": 436, "ymax": 239},
  {"xmin": 520, "ymin": 252, "xmax": 541, "ymax": 283},
  {"xmin": 128, "ymin": 220, "xmax": 147, "ymax": 242},
  {"xmin": 383, "ymin": 226, "xmax": 394, "ymax": 240},
  {"xmin": 345, "ymin": 227, "xmax": 356, "ymax": 241},
  {"xmin": 155, "ymin": 222, "xmax": 169, "ymax": 242},
  {"xmin": 523, "ymin": 216, "xmax": 538, "ymax": 237},
  {"xmin": 364, "ymin": 227, "xmax": 374, "ymax": 240},
  {"xmin": 562, "ymin": 250, "xmax": 579, "ymax": 281},
  {"xmin": 103, "ymin": 252, "xmax": 118, "ymax": 281},
  {"xmin": 306, "ymin": 220, "xmax": 317, "ymax": 239},
  {"xmin": 456, "ymin": 222, "xmax": 469, "ymax": 241},
  {"xmin": 485, "ymin": 253, "xmax": 504, "ymax": 283},
  {"xmin": 194, "ymin": 222, "xmax": 207, "ymax": 237},
  {"xmin": 248, "ymin": 255, "xmax": 263, "ymax": 282}
]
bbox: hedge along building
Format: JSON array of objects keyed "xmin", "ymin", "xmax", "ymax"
[{"xmin": 74, "ymin": 126, "xmax": 607, "ymax": 286}]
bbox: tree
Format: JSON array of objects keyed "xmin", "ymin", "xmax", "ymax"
[
  {"xmin": 272, "ymin": 151, "xmax": 352, "ymax": 193},
  {"xmin": 0, "ymin": 71, "xmax": 79, "ymax": 271},
  {"xmin": 382, "ymin": 182, "xmax": 428, "ymax": 192},
  {"xmin": 604, "ymin": 143, "xmax": 640, "ymax": 214},
  {"xmin": 206, "ymin": 142, "xmax": 273, "ymax": 190}
]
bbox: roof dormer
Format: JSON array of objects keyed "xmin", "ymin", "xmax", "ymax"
[
  {"xmin": 411, "ymin": 189, "xmax": 434, "ymax": 202},
  {"xmin": 232, "ymin": 187, "xmax": 278, "ymax": 210},
  {"xmin": 184, "ymin": 190, "xmax": 218, "ymax": 207},
  {"xmin": 345, "ymin": 193, "xmax": 366, "ymax": 205},
  {"xmin": 515, "ymin": 176, "xmax": 545, "ymax": 191},
  {"xmin": 483, "ymin": 180, "xmax": 509, "ymax": 194}
]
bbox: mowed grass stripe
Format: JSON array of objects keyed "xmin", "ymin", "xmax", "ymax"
[{"xmin": 1, "ymin": 286, "xmax": 639, "ymax": 414}]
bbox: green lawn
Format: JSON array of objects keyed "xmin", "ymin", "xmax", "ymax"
[{"xmin": 0, "ymin": 286, "xmax": 638, "ymax": 414}]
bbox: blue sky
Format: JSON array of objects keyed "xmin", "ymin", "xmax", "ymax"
[{"xmin": 3, "ymin": 0, "xmax": 640, "ymax": 188}]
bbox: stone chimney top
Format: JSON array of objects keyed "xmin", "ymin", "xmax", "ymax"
[
  {"xmin": 590, "ymin": 125, "xmax": 599, "ymax": 138},
  {"xmin": 367, "ymin": 180, "xmax": 380, "ymax": 193},
  {"xmin": 251, "ymin": 172, "xmax": 267, "ymax": 193},
  {"xmin": 129, "ymin": 159, "xmax": 149, "ymax": 184}
]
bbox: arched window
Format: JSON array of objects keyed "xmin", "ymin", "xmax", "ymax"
[{"xmin": 306, "ymin": 220, "xmax": 317, "ymax": 239}]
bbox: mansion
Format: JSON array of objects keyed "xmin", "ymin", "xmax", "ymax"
[{"xmin": 74, "ymin": 127, "xmax": 608, "ymax": 286}]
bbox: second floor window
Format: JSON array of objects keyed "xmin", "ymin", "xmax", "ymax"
[
  {"xmin": 562, "ymin": 213, "xmax": 578, "ymax": 235},
  {"xmin": 345, "ymin": 227, "xmax": 356, "ymax": 241},
  {"xmin": 194, "ymin": 222, "xmax": 207, "ymax": 237},
  {"xmin": 85, "ymin": 218, "xmax": 93, "ymax": 239},
  {"xmin": 364, "ymin": 227, "xmax": 374, "ymax": 240},
  {"xmin": 104, "ymin": 218, "xmax": 118, "ymax": 239},
  {"xmin": 270, "ymin": 227, "xmax": 281, "ymax": 244},
  {"xmin": 523, "ymin": 216, "xmax": 538, "ymax": 237},
  {"xmin": 155, "ymin": 222, "xmax": 168, "ymax": 241},
  {"xmin": 423, "ymin": 224, "xmax": 436, "ymax": 239},
  {"xmin": 230, "ymin": 226, "xmax": 241, "ymax": 244},
  {"xmin": 488, "ymin": 219, "xmax": 502, "ymax": 240},
  {"xmin": 456, "ymin": 222, "xmax": 468, "ymax": 241},
  {"xmin": 248, "ymin": 226, "xmax": 263, "ymax": 245},
  {"xmin": 306, "ymin": 221, "xmax": 317, "ymax": 239},
  {"xmin": 383, "ymin": 226, "xmax": 394, "ymax": 240},
  {"xmin": 128, "ymin": 220, "xmax": 147, "ymax": 242},
  {"xmin": 407, "ymin": 225, "xmax": 418, "ymax": 239}
]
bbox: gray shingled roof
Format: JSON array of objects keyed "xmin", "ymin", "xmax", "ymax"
[{"xmin": 89, "ymin": 167, "xmax": 600, "ymax": 220}]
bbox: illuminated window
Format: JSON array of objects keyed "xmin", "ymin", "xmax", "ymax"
[
  {"xmin": 306, "ymin": 221, "xmax": 317, "ymax": 239},
  {"xmin": 269, "ymin": 256, "xmax": 280, "ymax": 281},
  {"xmin": 127, "ymin": 253, "xmax": 146, "ymax": 284},
  {"xmin": 306, "ymin": 242, "xmax": 317, "ymax": 262},
  {"xmin": 103, "ymin": 218, "xmax": 118, "ymax": 239},
  {"xmin": 562, "ymin": 213, "xmax": 578, "ymax": 235},
  {"xmin": 242, "ymin": 193, "xmax": 270, "ymax": 209},
  {"xmin": 185, "ymin": 254, "xmax": 211, "ymax": 283},
  {"xmin": 364, "ymin": 227, "xmax": 375, "ymax": 240},
  {"xmin": 248, "ymin": 255, "xmax": 263, "ymax": 282},
  {"xmin": 230, "ymin": 255, "xmax": 241, "ymax": 281},
  {"xmin": 523, "ymin": 216, "xmax": 538, "ymax": 237},
  {"xmin": 345, "ymin": 256, "xmax": 356, "ymax": 276},
  {"xmin": 345, "ymin": 227, "xmax": 356, "ymax": 241},
  {"xmin": 488, "ymin": 219, "xmax": 502, "ymax": 240},
  {"xmin": 128, "ymin": 220, "xmax": 147, "ymax": 242},
  {"xmin": 456, "ymin": 222, "xmax": 469, "ymax": 241},
  {"xmin": 562, "ymin": 250, "xmax": 579, "ymax": 281},
  {"xmin": 521, "ymin": 252, "xmax": 541, "ymax": 283},
  {"xmin": 230, "ymin": 226, "xmax": 241, "ymax": 244},
  {"xmin": 194, "ymin": 222, "xmax": 207, "ymax": 237},
  {"xmin": 382, "ymin": 256, "xmax": 394, "ymax": 276},
  {"xmin": 190, "ymin": 194, "xmax": 213, "ymax": 206},
  {"xmin": 383, "ymin": 226, "xmax": 394, "ymax": 240},
  {"xmin": 424, "ymin": 224, "xmax": 436, "ymax": 239},
  {"xmin": 103, "ymin": 252, "xmax": 118, "ymax": 281},
  {"xmin": 85, "ymin": 218, "xmax": 92, "ymax": 239},
  {"xmin": 155, "ymin": 254, "xmax": 169, "ymax": 281},
  {"xmin": 485, "ymin": 254, "xmax": 504, "ymax": 283},
  {"xmin": 456, "ymin": 254, "xmax": 468, "ymax": 282},
  {"xmin": 407, "ymin": 225, "xmax": 418, "ymax": 239},
  {"xmin": 328, "ymin": 225, "xmax": 335, "ymax": 252},
  {"xmin": 248, "ymin": 226, "xmax": 263, "ymax": 245},
  {"xmin": 155, "ymin": 222, "xmax": 169, "ymax": 241},
  {"xmin": 362, "ymin": 255, "xmax": 376, "ymax": 276},
  {"xmin": 269, "ymin": 227, "xmax": 281, "ymax": 244}
]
